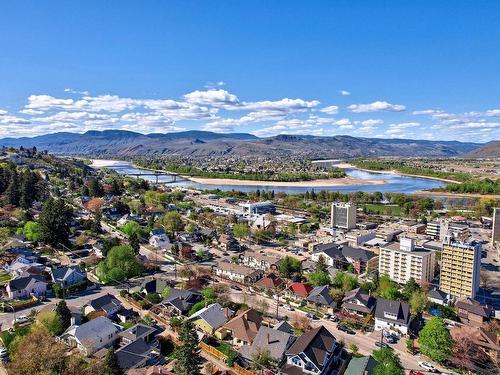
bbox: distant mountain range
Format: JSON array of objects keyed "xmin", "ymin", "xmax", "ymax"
[
  {"xmin": 0, "ymin": 130, "xmax": 488, "ymax": 159},
  {"xmin": 464, "ymin": 141, "xmax": 500, "ymax": 158}
]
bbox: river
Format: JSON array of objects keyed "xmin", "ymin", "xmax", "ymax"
[{"xmin": 91, "ymin": 160, "xmax": 446, "ymax": 194}]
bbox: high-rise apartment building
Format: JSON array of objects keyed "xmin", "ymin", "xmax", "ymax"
[
  {"xmin": 331, "ymin": 202, "xmax": 356, "ymax": 230},
  {"xmin": 378, "ymin": 238, "xmax": 436, "ymax": 284},
  {"xmin": 439, "ymin": 238, "xmax": 481, "ymax": 299},
  {"xmin": 492, "ymin": 208, "xmax": 500, "ymax": 245}
]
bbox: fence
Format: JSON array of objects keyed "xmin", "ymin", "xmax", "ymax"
[
  {"xmin": 233, "ymin": 363, "xmax": 256, "ymax": 375},
  {"xmin": 199, "ymin": 341, "xmax": 227, "ymax": 361}
]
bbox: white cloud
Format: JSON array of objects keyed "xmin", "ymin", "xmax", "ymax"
[
  {"xmin": 183, "ymin": 89, "xmax": 239, "ymax": 106},
  {"xmin": 237, "ymin": 98, "xmax": 320, "ymax": 112},
  {"xmin": 348, "ymin": 101, "xmax": 406, "ymax": 113},
  {"xmin": 340, "ymin": 90, "xmax": 350, "ymax": 96},
  {"xmin": 320, "ymin": 105, "xmax": 339, "ymax": 115},
  {"xmin": 361, "ymin": 119, "xmax": 383, "ymax": 127}
]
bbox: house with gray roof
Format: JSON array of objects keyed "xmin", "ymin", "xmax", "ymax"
[
  {"xmin": 6, "ymin": 274, "xmax": 47, "ymax": 299},
  {"xmin": 274, "ymin": 321, "xmax": 295, "ymax": 335},
  {"xmin": 188, "ymin": 303, "xmax": 232, "ymax": 335},
  {"xmin": 239, "ymin": 325, "xmax": 295, "ymax": 366},
  {"xmin": 60, "ymin": 316, "xmax": 120, "ymax": 355},
  {"xmin": 281, "ymin": 326, "xmax": 345, "ymax": 375},
  {"xmin": 427, "ymin": 289, "xmax": 449, "ymax": 306},
  {"xmin": 306, "ymin": 285, "xmax": 336, "ymax": 312},
  {"xmin": 374, "ymin": 298, "xmax": 411, "ymax": 334},
  {"xmin": 344, "ymin": 355, "xmax": 377, "ymax": 375},
  {"xmin": 116, "ymin": 338, "xmax": 157, "ymax": 371},
  {"xmin": 341, "ymin": 288, "xmax": 376, "ymax": 316},
  {"xmin": 162, "ymin": 288, "xmax": 203, "ymax": 316},
  {"xmin": 50, "ymin": 265, "xmax": 87, "ymax": 289},
  {"xmin": 84, "ymin": 293, "xmax": 122, "ymax": 317},
  {"xmin": 119, "ymin": 323, "xmax": 158, "ymax": 346}
]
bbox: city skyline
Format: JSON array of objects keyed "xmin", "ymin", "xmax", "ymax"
[{"xmin": 1, "ymin": 1, "xmax": 499, "ymax": 142}]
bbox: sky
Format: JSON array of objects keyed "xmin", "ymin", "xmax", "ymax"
[{"xmin": 0, "ymin": 1, "xmax": 499, "ymax": 142}]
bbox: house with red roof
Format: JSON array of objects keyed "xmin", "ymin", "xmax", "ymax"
[
  {"xmin": 285, "ymin": 282, "xmax": 313, "ymax": 302},
  {"xmin": 254, "ymin": 273, "xmax": 284, "ymax": 290}
]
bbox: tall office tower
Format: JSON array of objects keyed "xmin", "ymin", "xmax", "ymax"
[
  {"xmin": 440, "ymin": 237, "xmax": 482, "ymax": 299},
  {"xmin": 331, "ymin": 202, "xmax": 357, "ymax": 230},
  {"xmin": 492, "ymin": 208, "xmax": 500, "ymax": 245}
]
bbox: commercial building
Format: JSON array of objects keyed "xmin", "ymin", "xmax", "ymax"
[
  {"xmin": 426, "ymin": 218, "xmax": 470, "ymax": 241},
  {"xmin": 492, "ymin": 208, "xmax": 500, "ymax": 245},
  {"xmin": 378, "ymin": 238, "xmax": 436, "ymax": 284},
  {"xmin": 331, "ymin": 202, "xmax": 356, "ymax": 230},
  {"xmin": 239, "ymin": 201, "xmax": 276, "ymax": 215},
  {"xmin": 439, "ymin": 238, "xmax": 481, "ymax": 299}
]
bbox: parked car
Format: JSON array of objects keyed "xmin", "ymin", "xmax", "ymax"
[
  {"xmin": 283, "ymin": 304, "xmax": 294, "ymax": 311},
  {"xmin": 375, "ymin": 341, "xmax": 389, "ymax": 348},
  {"xmin": 337, "ymin": 323, "xmax": 355, "ymax": 334},
  {"xmin": 306, "ymin": 313, "xmax": 319, "ymax": 320},
  {"xmin": 330, "ymin": 314, "xmax": 339, "ymax": 322},
  {"xmin": 385, "ymin": 336, "xmax": 397, "ymax": 344},
  {"xmin": 0, "ymin": 347, "xmax": 7, "ymax": 358},
  {"xmin": 12, "ymin": 315, "xmax": 30, "ymax": 325},
  {"xmin": 418, "ymin": 361, "xmax": 437, "ymax": 372},
  {"xmin": 323, "ymin": 313, "xmax": 331, "ymax": 320},
  {"xmin": 230, "ymin": 285, "xmax": 242, "ymax": 291}
]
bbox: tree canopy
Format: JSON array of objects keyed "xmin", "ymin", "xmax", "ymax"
[
  {"xmin": 279, "ymin": 256, "xmax": 302, "ymax": 279},
  {"xmin": 372, "ymin": 347, "xmax": 404, "ymax": 375},
  {"xmin": 96, "ymin": 245, "xmax": 144, "ymax": 284},
  {"xmin": 173, "ymin": 320, "xmax": 203, "ymax": 375},
  {"xmin": 38, "ymin": 198, "xmax": 73, "ymax": 246},
  {"xmin": 418, "ymin": 316, "xmax": 453, "ymax": 363}
]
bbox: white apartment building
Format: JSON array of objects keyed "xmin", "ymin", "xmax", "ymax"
[
  {"xmin": 492, "ymin": 208, "xmax": 500, "ymax": 246},
  {"xmin": 331, "ymin": 202, "xmax": 356, "ymax": 230},
  {"xmin": 379, "ymin": 238, "xmax": 436, "ymax": 284}
]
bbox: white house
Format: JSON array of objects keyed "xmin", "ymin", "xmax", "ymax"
[
  {"xmin": 6, "ymin": 275, "xmax": 47, "ymax": 299},
  {"xmin": 60, "ymin": 316, "xmax": 120, "ymax": 355},
  {"xmin": 213, "ymin": 262, "xmax": 263, "ymax": 284},
  {"xmin": 374, "ymin": 299, "xmax": 411, "ymax": 335}
]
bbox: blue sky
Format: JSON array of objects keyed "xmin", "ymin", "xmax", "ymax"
[{"xmin": 0, "ymin": 1, "xmax": 499, "ymax": 142}]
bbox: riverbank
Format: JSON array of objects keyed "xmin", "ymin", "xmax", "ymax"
[
  {"xmin": 414, "ymin": 190, "xmax": 500, "ymax": 199},
  {"xmin": 333, "ymin": 162, "xmax": 460, "ymax": 184},
  {"xmin": 185, "ymin": 175, "xmax": 385, "ymax": 187}
]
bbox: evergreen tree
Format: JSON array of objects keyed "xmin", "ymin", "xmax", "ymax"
[
  {"xmin": 39, "ymin": 198, "xmax": 73, "ymax": 246},
  {"xmin": 173, "ymin": 320, "xmax": 202, "ymax": 375},
  {"xmin": 103, "ymin": 348, "xmax": 123, "ymax": 375},
  {"xmin": 19, "ymin": 170, "xmax": 38, "ymax": 209},
  {"xmin": 55, "ymin": 300, "xmax": 72, "ymax": 333},
  {"xmin": 5, "ymin": 169, "xmax": 20, "ymax": 206},
  {"xmin": 129, "ymin": 232, "xmax": 140, "ymax": 253}
]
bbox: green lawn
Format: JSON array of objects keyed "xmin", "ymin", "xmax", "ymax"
[
  {"xmin": 0, "ymin": 272, "xmax": 12, "ymax": 285},
  {"xmin": 362, "ymin": 203, "xmax": 403, "ymax": 216}
]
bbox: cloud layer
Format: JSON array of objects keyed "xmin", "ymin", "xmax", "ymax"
[{"xmin": 0, "ymin": 87, "xmax": 498, "ymax": 142}]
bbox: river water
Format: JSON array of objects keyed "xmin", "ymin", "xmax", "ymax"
[{"xmin": 92, "ymin": 160, "xmax": 445, "ymax": 194}]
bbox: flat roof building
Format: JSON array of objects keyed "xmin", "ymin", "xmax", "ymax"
[
  {"xmin": 331, "ymin": 202, "xmax": 356, "ymax": 230},
  {"xmin": 440, "ymin": 238, "xmax": 481, "ymax": 299},
  {"xmin": 379, "ymin": 238, "xmax": 436, "ymax": 285}
]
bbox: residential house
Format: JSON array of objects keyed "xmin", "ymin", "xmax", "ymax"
[
  {"xmin": 119, "ymin": 323, "xmax": 158, "ymax": 346},
  {"xmin": 6, "ymin": 275, "xmax": 47, "ymax": 299},
  {"xmin": 213, "ymin": 262, "xmax": 263, "ymax": 285},
  {"xmin": 427, "ymin": 289, "xmax": 449, "ymax": 306},
  {"xmin": 216, "ymin": 309, "xmax": 262, "ymax": 347},
  {"xmin": 240, "ymin": 251, "xmax": 281, "ymax": 271},
  {"xmin": 162, "ymin": 288, "xmax": 203, "ymax": 316},
  {"xmin": 130, "ymin": 277, "xmax": 170, "ymax": 296},
  {"xmin": 239, "ymin": 325, "xmax": 296, "ymax": 366},
  {"xmin": 149, "ymin": 229, "xmax": 171, "ymax": 250},
  {"xmin": 216, "ymin": 234, "xmax": 240, "ymax": 252},
  {"xmin": 60, "ymin": 316, "xmax": 120, "ymax": 355},
  {"xmin": 456, "ymin": 298, "xmax": 494, "ymax": 327},
  {"xmin": 51, "ymin": 265, "xmax": 87, "ymax": 289},
  {"xmin": 450, "ymin": 325, "xmax": 500, "ymax": 366},
  {"xmin": 310, "ymin": 243, "xmax": 344, "ymax": 268},
  {"xmin": 254, "ymin": 273, "xmax": 284, "ymax": 290},
  {"xmin": 5, "ymin": 256, "xmax": 45, "ymax": 278},
  {"xmin": 188, "ymin": 303, "xmax": 231, "ymax": 335},
  {"xmin": 281, "ymin": 326, "xmax": 345, "ymax": 375},
  {"xmin": 306, "ymin": 286, "xmax": 336, "ymax": 313},
  {"xmin": 344, "ymin": 355, "xmax": 377, "ymax": 375},
  {"xmin": 341, "ymin": 246, "xmax": 378, "ymax": 275},
  {"xmin": 274, "ymin": 321, "xmax": 295, "ymax": 335},
  {"xmin": 84, "ymin": 294, "xmax": 122, "ymax": 317},
  {"xmin": 285, "ymin": 282, "xmax": 313, "ymax": 302},
  {"xmin": 341, "ymin": 288, "xmax": 376, "ymax": 317},
  {"xmin": 374, "ymin": 299, "xmax": 411, "ymax": 335},
  {"xmin": 116, "ymin": 339, "xmax": 157, "ymax": 371}
]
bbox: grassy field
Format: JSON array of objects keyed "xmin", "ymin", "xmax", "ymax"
[{"xmin": 362, "ymin": 203, "xmax": 403, "ymax": 216}]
